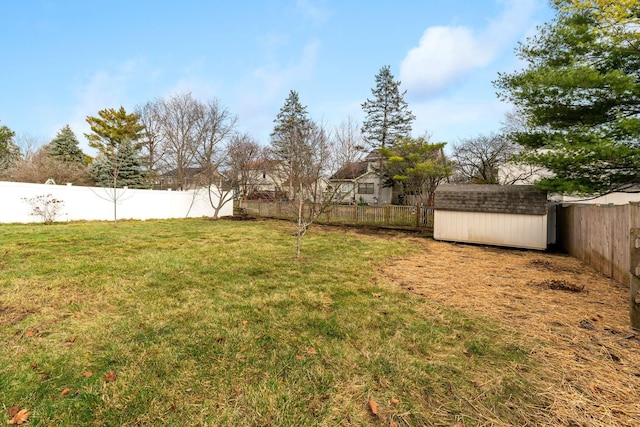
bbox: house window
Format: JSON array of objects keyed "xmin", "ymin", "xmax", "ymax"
[{"xmin": 358, "ymin": 183, "xmax": 374, "ymax": 194}]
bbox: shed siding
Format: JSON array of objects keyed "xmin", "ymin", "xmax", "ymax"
[{"xmin": 434, "ymin": 210, "xmax": 548, "ymax": 250}]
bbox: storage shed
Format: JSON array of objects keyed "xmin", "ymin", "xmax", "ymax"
[{"xmin": 433, "ymin": 184, "xmax": 550, "ymax": 250}]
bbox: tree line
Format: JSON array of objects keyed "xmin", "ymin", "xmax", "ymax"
[
  {"xmin": 0, "ymin": 67, "xmax": 451, "ymax": 210},
  {"xmin": 2, "ymin": 0, "xmax": 637, "ymax": 204}
]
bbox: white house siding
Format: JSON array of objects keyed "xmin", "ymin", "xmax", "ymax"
[
  {"xmin": 554, "ymin": 192, "xmax": 640, "ymax": 205},
  {"xmin": 0, "ymin": 181, "xmax": 231, "ymax": 223},
  {"xmin": 434, "ymin": 210, "xmax": 548, "ymax": 250}
]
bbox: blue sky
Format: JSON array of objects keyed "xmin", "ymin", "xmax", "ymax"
[{"xmin": 0, "ymin": 0, "xmax": 553, "ymax": 153}]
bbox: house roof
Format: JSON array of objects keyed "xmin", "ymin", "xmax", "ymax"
[
  {"xmin": 365, "ymin": 150, "xmax": 382, "ymax": 161},
  {"xmin": 434, "ymin": 184, "xmax": 548, "ymax": 215},
  {"xmin": 330, "ymin": 161, "xmax": 368, "ymax": 180}
]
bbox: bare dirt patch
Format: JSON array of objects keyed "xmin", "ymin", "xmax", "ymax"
[{"xmin": 378, "ymin": 237, "xmax": 640, "ymax": 426}]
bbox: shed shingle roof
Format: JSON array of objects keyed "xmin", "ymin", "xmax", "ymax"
[{"xmin": 434, "ymin": 184, "xmax": 548, "ymax": 215}]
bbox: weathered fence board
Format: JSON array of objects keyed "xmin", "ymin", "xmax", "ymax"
[
  {"xmin": 557, "ymin": 203, "xmax": 638, "ymax": 285},
  {"xmin": 239, "ymin": 201, "xmax": 433, "ymax": 229}
]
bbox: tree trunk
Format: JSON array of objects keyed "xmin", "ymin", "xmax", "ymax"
[{"xmin": 296, "ymin": 199, "xmax": 303, "ymax": 259}]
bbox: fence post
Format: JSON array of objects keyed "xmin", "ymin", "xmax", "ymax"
[
  {"xmin": 630, "ymin": 228, "xmax": 640, "ymax": 330},
  {"xmin": 416, "ymin": 203, "xmax": 421, "ymax": 228}
]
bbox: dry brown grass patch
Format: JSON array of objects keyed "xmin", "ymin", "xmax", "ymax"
[{"xmin": 377, "ymin": 237, "xmax": 640, "ymax": 426}]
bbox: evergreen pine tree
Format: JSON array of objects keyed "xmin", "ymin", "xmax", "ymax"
[
  {"xmin": 270, "ymin": 90, "xmax": 314, "ymax": 200},
  {"xmin": 49, "ymin": 125, "xmax": 85, "ymax": 163},
  {"xmin": 361, "ymin": 66, "xmax": 415, "ymax": 150},
  {"xmin": 89, "ymin": 139, "xmax": 147, "ymax": 189},
  {"xmin": 0, "ymin": 123, "xmax": 19, "ymax": 171},
  {"xmin": 271, "ymin": 90, "xmax": 312, "ymax": 160},
  {"xmin": 495, "ymin": 1, "xmax": 640, "ymax": 194},
  {"xmin": 361, "ymin": 66, "xmax": 415, "ymax": 202}
]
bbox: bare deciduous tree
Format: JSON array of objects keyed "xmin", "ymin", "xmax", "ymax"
[
  {"xmin": 451, "ymin": 133, "xmax": 521, "ymax": 184},
  {"xmin": 225, "ymin": 133, "xmax": 264, "ymax": 200},
  {"xmin": 7, "ymin": 145, "xmax": 92, "ymax": 185},
  {"xmin": 192, "ymin": 99, "xmax": 238, "ymax": 219},
  {"xmin": 153, "ymin": 93, "xmax": 202, "ymax": 190},
  {"xmin": 136, "ymin": 101, "xmax": 165, "ymax": 187},
  {"xmin": 332, "ymin": 115, "xmax": 364, "ymax": 168}
]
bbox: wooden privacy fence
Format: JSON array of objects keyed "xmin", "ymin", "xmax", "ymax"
[
  {"xmin": 238, "ymin": 200, "xmax": 434, "ymax": 229},
  {"xmin": 557, "ymin": 202, "xmax": 640, "ymax": 285}
]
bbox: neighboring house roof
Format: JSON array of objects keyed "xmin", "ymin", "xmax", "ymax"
[
  {"xmin": 365, "ymin": 150, "xmax": 382, "ymax": 161},
  {"xmin": 245, "ymin": 160, "xmax": 280, "ymax": 171},
  {"xmin": 330, "ymin": 151, "xmax": 383, "ymax": 181},
  {"xmin": 330, "ymin": 162, "xmax": 368, "ymax": 180},
  {"xmin": 434, "ymin": 184, "xmax": 548, "ymax": 215}
]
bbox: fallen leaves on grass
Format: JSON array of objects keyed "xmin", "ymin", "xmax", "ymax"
[
  {"xmin": 8, "ymin": 408, "xmax": 30, "ymax": 425},
  {"xmin": 24, "ymin": 330, "xmax": 35, "ymax": 337},
  {"xmin": 103, "ymin": 372, "xmax": 117, "ymax": 382},
  {"xmin": 82, "ymin": 371, "xmax": 93, "ymax": 378},
  {"xmin": 390, "ymin": 397, "xmax": 399, "ymax": 405},
  {"xmin": 368, "ymin": 400, "xmax": 378, "ymax": 416},
  {"xmin": 60, "ymin": 387, "xmax": 72, "ymax": 396}
]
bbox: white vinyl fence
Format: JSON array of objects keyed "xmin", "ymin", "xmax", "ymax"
[{"xmin": 0, "ymin": 181, "xmax": 232, "ymax": 223}]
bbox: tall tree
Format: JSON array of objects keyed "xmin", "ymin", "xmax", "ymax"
[
  {"xmin": 153, "ymin": 92, "xmax": 203, "ymax": 190},
  {"xmin": 451, "ymin": 133, "xmax": 519, "ymax": 184},
  {"xmin": 86, "ymin": 107, "xmax": 145, "ymax": 153},
  {"xmin": 270, "ymin": 90, "xmax": 313, "ymax": 201},
  {"xmin": 379, "ymin": 137, "xmax": 452, "ymax": 207},
  {"xmin": 136, "ymin": 101, "xmax": 165, "ymax": 187},
  {"xmin": 361, "ymin": 66, "xmax": 415, "ymax": 201},
  {"xmin": 0, "ymin": 122, "xmax": 20, "ymax": 173},
  {"xmin": 85, "ymin": 107, "xmax": 146, "ymax": 225},
  {"xmin": 333, "ymin": 115, "xmax": 365, "ymax": 168},
  {"xmin": 361, "ymin": 65, "xmax": 415, "ymax": 149},
  {"xmin": 226, "ymin": 133, "xmax": 264, "ymax": 200},
  {"xmin": 49, "ymin": 125, "xmax": 85, "ymax": 164},
  {"xmin": 494, "ymin": 0, "xmax": 640, "ymax": 195},
  {"xmin": 192, "ymin": 98, "xmax": 238, "ymax": 218}
]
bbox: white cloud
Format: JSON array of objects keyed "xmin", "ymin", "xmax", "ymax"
[
  {"xmin": 401, "ymin": 26, "xmax": 493, "ymax": 97},
  {"xmin": 400, "ymin": 0, "xmax": 538, "ymax": 97}
]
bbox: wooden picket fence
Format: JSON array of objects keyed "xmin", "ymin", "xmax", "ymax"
[{"xmin": 238, "ymin": 200, "xmax": 434, "ymax": 229}]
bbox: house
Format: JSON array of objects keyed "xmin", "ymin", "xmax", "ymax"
[
  {"xmin": 328, "ymin": 151, "xmax": 392, "ymax": 205},
  {"xmin": 239, "ymin": 160, "xmax": 287, "ymax": 200},
  {"xmin": 158, "ymin": 167, "xmax": 227, "ymax": 190},
  {"xmin": 240, "ymin": 160, "xmax": 326, "ymax": 202},
  {"xmin": 158, "ymin": 167, "xmax": 206, "ymax": 190}
]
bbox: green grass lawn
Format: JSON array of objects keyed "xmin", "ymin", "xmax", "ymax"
[{"xmin": 0, "ymin": 219, "xmax": 545, "ymax": 426}]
